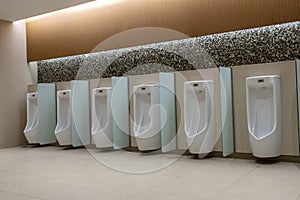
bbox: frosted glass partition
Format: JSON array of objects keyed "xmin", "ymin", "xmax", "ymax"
[
  {"xmin": 71, "ymin": 80, "xmax": 90, "ymax": 147},
  {"xmin": 37, "ymin": 84, "xmax": 56, "ymax": 145},
  {"xmin": 296, "ymin": 59, "xmax": 300, "ymax": 155},
  {"xmin": 112, "ymin": 77, "xmax": 130, "ymax": 149},
  {"xmin": 159, "ymin": 73, "xmax": 177, "ymax": 152},
  {"xmin": 220, "ymin": 67, "xmax": 234, "ymax": 156}
]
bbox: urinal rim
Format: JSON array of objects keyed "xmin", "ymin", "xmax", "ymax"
[
  {"xmin": 133, "ymin": 83, "xmax": 160, "ymax": 91},
  {"xmin": 24, "ymin": 123, "xmax": 39, "ymax": 133},
  {"xmin": 27, "ymin": 92, "xmax": 38, "ymax": 98},
  {"xmin": 248, "ymin": 128, "xmax": 277, "ymax": 140},
  {"xmin": 24, "ymin": 125, "xmax": 38, "ymax": 134},
  {"xmin": 92, "ymin": 124, "xmax": 110, "ymax": 134},
  {"xmin": 55, "ymin": 124, "xmax": 71, "ymax": 134},
  {"xmin": 184, "ymin": 80, "xmax": 214, "ymax": 85},
  {"xmin": 246, "ymin": 75, "xmax": 280, "ymax": 141},
  {"xmin": 91, "ymin": 127, "xmax": 111, "ymax": 135},
  {"xmin": 246, "ymin": 75, "xmax": 280, "ymax": 81},
  {"xmin": 184, "ymin": 80, "xmax": 214, "ymax": 138},
  {"xmin": 92, "ymin": 87, "xmax": 112, "ymax": 96},
  {"xmin": 57, "ymin": 89, "xmax": 71, "ymax": 94}
]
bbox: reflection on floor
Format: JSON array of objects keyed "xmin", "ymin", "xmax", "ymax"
[{"xmin": 0, "ymin": 146, "xmax": 300, "ymax": 200}]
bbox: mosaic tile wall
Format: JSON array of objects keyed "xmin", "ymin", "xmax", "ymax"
[{"xmin": 38, "ymin": 21, "xmax": 300, "ymax": 83}]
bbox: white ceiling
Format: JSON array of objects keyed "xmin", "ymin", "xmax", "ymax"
[{"xmin": 0, "ymin": 0, "xmax": 94, "ymax": 22}]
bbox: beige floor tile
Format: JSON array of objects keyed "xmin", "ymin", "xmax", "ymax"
[
  {"xmin": 151, "ymin": 158, "xmax": 259, "ymax": 198},
  {"xmin": 130, "ymin": 191, "xmax": 199, "ymax": 200},
  {"xmin": 0, "ymin": 191, "xmax": 43, "ymax": 200},
  {"xmin": 51, "ymin": 185, "xmax": 134, "ymax": 200},
  {"xmin": 216, "ymin": 162, "xmax": 300, "ymax": 200},
  {"xmin": 0, "ymin": 147, "xmax": 300, "ymax": 200},
  {"xmin": 1, "ymin": 177, "xmax": 93, "ymax": 199}
]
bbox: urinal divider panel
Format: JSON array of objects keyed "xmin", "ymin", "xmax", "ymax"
[
  {"xmin": 112, "ymin": 77, "xmax": 130, "ymax": 149},
  {"xmin": 37, "ymin": 83, "xmax": 57, "ymax": 145},
  {"xmin": 220, "ymin": 67, "xmax": 235, "ymax": 157},
  {"xmin": 71, "ymin": 80, "xmax": 91, "ymax": 147},
  {"xmin": 160, "ymin": 72, "xmax": 177, "ymax": 153},
  {"xmin": 296, "ymin": 59, "xmax": 300, "ymax": 156}
]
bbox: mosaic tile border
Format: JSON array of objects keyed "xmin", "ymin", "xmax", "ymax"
[{"xmin": 37, "ymin": 21, "xmax": 300, "ymax": 83}]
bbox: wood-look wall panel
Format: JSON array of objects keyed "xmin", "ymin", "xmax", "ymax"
[{"xmin": 26, "ymin": 0, "xmax": 300, "ymax": 61}]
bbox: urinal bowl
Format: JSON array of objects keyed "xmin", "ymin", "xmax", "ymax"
[
  {"xmin": 24, "ymin": 92, "xmax": 39, "ymax": 144},
  {"xmin": 246, "ymin": 75, "xmax": 281, "ymax": 158},
  {"xmin": 249, "ymin": 129, "xmax": 281, "ymax": 158},
  {"xmin": 135, "ymin": 131, "xmax": 161, "ymax": 151},
  {"xmin": 92, "ymin": 130, "xmax": 113, "ymax": 148},
  {"xmin": 24, "ymin": 127, "xmax": 38, "ymax": 144},
  {"xmin": 133, "ymin": 84, "xmax": 161, "ymax": 151},
  {"xmin": 187, "ymin": 130, "xmax": 215, "ymax": 155},
  {"xmin": 92, "ymin": 88, "xmax": 113, "ymax": 148},
  {"xmin": 55, "ymin": 127, "xmax": 72, "ymax": 146},
  {"xmin": 184, "ymin": 80, "xmax": 215, "ymax": 155},
  {"xmin": 55, "ymin": 90, "xmax": 72, "ymax": 146}
]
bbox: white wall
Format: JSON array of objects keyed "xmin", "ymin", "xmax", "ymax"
[{"xmin": 0, "ymin": 20, "xmax": 32, "ymax": 148}]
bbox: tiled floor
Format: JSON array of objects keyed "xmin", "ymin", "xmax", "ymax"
[{"xmin": 0, "ymin": 147, "xmax": 300, "ymax": 200}]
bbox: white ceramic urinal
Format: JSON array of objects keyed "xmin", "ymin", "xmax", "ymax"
[
  {"xmin": 55, "ymin": 90, "xmax": 72, "ymax": 146},
  {"xmin": 133, "ymin": 84, "xmax": 161, "ymax": 151},
  {"xmin": 24, "ymin": 92, "xmax": 39, "ymax": 144},
  {"xmin": 184, "ymin": 80, "xmax": 214, "ymax": 155},
  {"xmin": 92, "ymin": 87, "xmax": 113, "ymax": 148},
  {"xmin": 246, "ymin": 75, "xmax": 281, "ymax": 158}
]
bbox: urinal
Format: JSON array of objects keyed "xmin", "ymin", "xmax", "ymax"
[
  {"xmin": 246, "ymin": 75, "xmax": 281, "ymax": 158},
  {"xmin": 55, "ymin": 90, "xmax": 72, "ymax": 146},
  {"xmin": 24, "ymin": 92, "xmax": 39, "ymax": 144},
  {"xmin": 184, "ymin": 80, "xmax": 215, "ymax": 155},
  {"xmin": 133, "ymin": 84, "xmax": 161, "ymax": 151},
  {"xmin": 91, "ymin": 87, "xmax": 113, "ymax": 148}
]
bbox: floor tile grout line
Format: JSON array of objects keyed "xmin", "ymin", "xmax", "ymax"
[
  {"xmin": 296, "ymin": 192, "xmax": 300, "ymax": 200},
  {"xmin": 128, "ymin": 175, "xmax": 183, "ymax": 199},
  {"xmin": 221, "ymin": 165, "xmax": 260, "ymax": 191},
  {"xmin": 130, "ymin": 184, "xmax": 171, "ymax": 199},
  {"xmin": 1, "ymin": 190, "xmax": 47, "ymax": 200}
]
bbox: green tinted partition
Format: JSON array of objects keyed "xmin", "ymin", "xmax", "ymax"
[
  {"xmin": 71, "ymin": 80, "xmax": 90, "ymax": 147},
  {"xmin": 111, "ymin": 77, "xmax": 130, "ymax": 149},
  {"xmin": 160, "ymin": 73, "xmax": 177, "ymax": 152},
  {"xmin": 220, "ymin": 67, "xmax": 234, "ymax": 157},
  {"xmin": 37, "ymin": 84, "xmax": 57, "ymax": 145},
  {"xmin": 296, "ymin": 59, "xmax": 300, "ymax": 155}
]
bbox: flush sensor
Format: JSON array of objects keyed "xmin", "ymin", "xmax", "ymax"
[{"xmin": 258, "ymin": 79, "xmax": 264, "ymax": 83}]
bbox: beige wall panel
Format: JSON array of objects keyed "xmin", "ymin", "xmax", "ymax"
[
  {"xmin": 0, "ymin": 20, "xmax": 30, "ymax": 148},
  {"xmin": 175, "ymin": 69, "xmax": 222, "ymax": 152},
  {"xmin": 26, "ymin": 0, "xmax": 300, "ymax": 61},
  {"xmin": 89, "ymin": 78, "xmax": 112, "ymax": 90},
  {"xmin": 128, "ymin": 74, "xmax": 160, "ymax": 147},
  {"xmin": 56, "ymin": 82, "xmax": 71, "ymax": 91},
  {"xmin": 28, "ymin": 84, "xmax": 37, "ymax": 93},
  {"xmin": 232, "ymin": 61, "xmax": 299, "ymax": 156}
]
